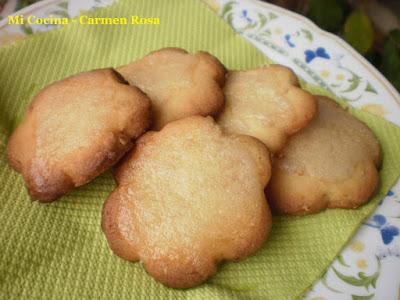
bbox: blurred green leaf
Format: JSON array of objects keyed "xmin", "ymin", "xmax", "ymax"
[
  {"xmin": 344, "ymin": 10, "xmax": 374, "ymax": 54},
  {"xmin": 351, "ymin": 295, "xmax": 374, "ymax": 300},
  {"xmin": 337, "ymin": 254, "xmax": 349, "ymax": 267},
  {"xmin": 221, "ymin": 1, "xmax": 235, "ymax": 18},
  {"xmin": 301, "ymin": 29, "xmax": 313, "ymax": 42},
  {"xmin": 381, "ymin": 29, "xmax": 400, "ymax": 91},
  {"xmin": 307, "ymin": 0, "xmax": 344, "ymax": 32},
  {"xmin": 365, "ymin": 82, "xmax": 378, "ymax": 94},
  {"xmin": 20, "ymin": 23, "xmax": 33, "ymax": 35},
  {"xmin": 332, "ymin": 267, "xmax": 379, "ymax": 289},
  {"xmin": 268, "ymin": 12, "xmax": 277, "ymax": 20},
  {"xmin": 58, "ymin": 2, "xmax": 68, "ymax": 9},
  {"xmin": 258, "ymin": 13, "xmax": 267, "ymax": 28},
  {"xmin": 17, "ymin": 0, "xmax": 40, "ymax": 10}
]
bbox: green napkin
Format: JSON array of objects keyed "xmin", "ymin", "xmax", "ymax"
[{"xmin": 0, "ymin": 0, "xmax": 399, "ymax": 299}]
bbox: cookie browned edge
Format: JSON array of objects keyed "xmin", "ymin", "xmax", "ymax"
[
  {"xmin": 219, "ymin": 64, "xmax": 317, "ymax": 153},
  {"xmin": 267, "ymin": 96, "xmax": 381, "ymax": 216},
  {"xmin": 6, "ymin": 68, "xmax": 152, "ymax": 202},
  {"xmin": 102, "ymin": 117, "xmax": 272, "ymax": 288},
  {"xmin": 267, "ymin": 65, "xmax": 317, "ymax": 138},
  {"xmin": 117, "ymin": 48, "xmax": 227, "ymax": 130}
]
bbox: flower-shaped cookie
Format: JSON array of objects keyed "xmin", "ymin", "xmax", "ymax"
[
  {"xmin": 102, "ymin": 116, "xmax": 272, "ymax": 288},
  {"xmin": 118, "ymin": 48, "xmax": 226, "ymax": 130},
  {"xmin": 7, "ymin": 69, "xmax": 151, "ymax": 202},
  {"xmin": 217, "ymin": 65, "xmax": 316, "ymax": 153},
  {"xmin": 268, "ymin": 96, "xmax": 381, "ymax": 215}
]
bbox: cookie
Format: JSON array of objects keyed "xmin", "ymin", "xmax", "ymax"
[
  {"xmin": 117, "ymin": 48, "xmax": 226, "ymax": 130},
  {"xmin": 7, "ymin": 69, "xmax": 151, "ymax": 202},
  {"xmin": 102, "ymin": 116, "xmax": 272, "ymax": 288},
  {"xmin": 267, "ymin": 96, "xmax": 381, "ymax": 215},
  {"xmin": 217, "ymin": 65, "xmax": 316, "ymax": 153}
]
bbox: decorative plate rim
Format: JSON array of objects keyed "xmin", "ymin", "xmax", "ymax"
[
  {"xmin": 1, "ymin": 0, "xmax": 399, "ymax": 110},
  {"xmin": 0, "ymin": 0, "xmax": 62, "ymax": 29},
  {"xmin": 0, "ymin": 0, "xmax": 399, "ymax": 298},
  {"xmin": 246, "ymin": 0, "xmax": 400, "ymax": 108}
]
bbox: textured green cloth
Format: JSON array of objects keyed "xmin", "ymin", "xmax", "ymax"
[{"xmin": 0, "ymin": 0, "xmax": 399, "ymax": 299}]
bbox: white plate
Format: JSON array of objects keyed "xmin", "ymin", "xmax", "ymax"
[{"xmin": 1, "ymin": 0, "xmax": 399, "ymax": 299}]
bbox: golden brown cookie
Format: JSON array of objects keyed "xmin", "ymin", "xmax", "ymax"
[
  {"xmin": 267, "ymin": 96, "xmax": 381, "ymax": 215},
  {"xmin": 7, "ymin": 69, "xmax": 151, "ymax": 202},
  {"xmin": 217, "ymin": 65, "xmax": 316, "ymax": 153},
  {"xmin": 117, "ymin": 48, "xmax": 226, "ymax": 130},
  {"xmin": 102, "ymin": 116, "xmax": 272, "ymax": 288}
]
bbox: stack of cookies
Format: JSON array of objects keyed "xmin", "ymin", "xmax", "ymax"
[{"xmin": 7, "ymin": 48, "xmax": 381, "ymax": 288}]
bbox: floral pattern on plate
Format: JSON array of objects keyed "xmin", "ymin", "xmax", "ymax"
[
  {"xmin": 0, "ymin": 0, "xmax": 114, "ymax": 45},
  {"xmin": 215, "ymin": 0, "xmax": 400, "ymax": 126},
  {"xmin": 0, "ymin": 0, "xmax": 399, "ymax": 299},
  {"xmin": 211, "ymin": 1, "xmax": 400, "ymax": 298},
  {"xmin": 211, "ymin": 1, "xmax": 400, "ymax": 299}
]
